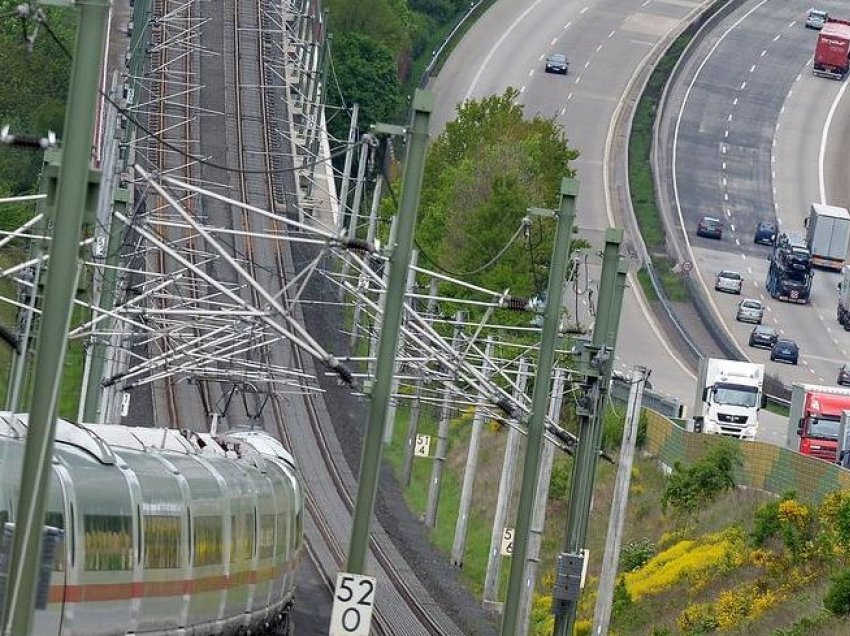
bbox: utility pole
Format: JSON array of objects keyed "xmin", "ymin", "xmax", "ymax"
[
  {"xmin": 401, "ymin": 279, "xmax": 438, "ymax": 486},
  {"xmin": 500, "ymin": 177, "xmax": 579, "ymax": 635},
  {"xmin": 338, "ymin": 134, "xmax": 373, "ymax": 303},
  {"xmin": 424, "ymin": 311, "xmax": 466, "ymax": 527},
  {"xmin": 3, "ymin": 1, "xmax": 109, "ymax": 634},
  {"xmin": 593, "ymin": 365, "xmax": 647, "ymax": 635},
  {"xmin": 347, "ymin": 89, "xmax": 432, "ymax": 574},
  {"xmin": 552, "ymin": 228, "xmax": 625, "ymax": 636},
  {"xmin": 383, "ymin": 249, "xmax": 418, "ymax": 444},
  {"xmin": 518, "ymin": 368, "xmax": 566, "ymax": 635},
  {"xmin": 483, "ymin": 357, "xmax": 529, "ymax": 612},
  {"xmin": 337, "ymin": 102, "xmax": 359, "ymax": 233},
  {"xmin": 451, "ymin": 336, "xmax": 493, "ymax": 566}
]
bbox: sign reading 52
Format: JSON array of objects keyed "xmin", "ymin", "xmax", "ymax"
[{"xmin": 330, "ymin": 572, "xmax": 377, "ymax": 635}]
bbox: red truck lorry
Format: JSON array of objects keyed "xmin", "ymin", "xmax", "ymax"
[
  {"xmin": 787, "ymin": 383, "xmax": 850, "ymax": 462},
  {"xmin": 813, "ymin": 19, "xmax": 850, "ymax": 79}
]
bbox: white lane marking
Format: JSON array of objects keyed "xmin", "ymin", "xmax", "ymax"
[
  {"xmin": 724, "ymin": 130, "xmax": 729, "ymax": 138},
  {"xmin": 773, "ymin": 34, "xmax": 781, "ymax": 41},
  {"xmin": 788, "ymin": 21, "xmax": 795, "ymax": 27},
  {"xmin": 727, "ymin": 114, "xmax": 733, "ymax": 121},
  {"xmin": 780, "ymin": 105, "xmax": 785, "ymax": 114},
  {"xmin": 722, "ymin": 161, "xmax": 726, "ymax": 170},
  {"xmin": 750, "ymin": 64, "xmax": 756, "ymax": 73},
  {"xmin": 735, "ymin": 238, "xmax": 740, "ymax": 246},
  {"xmin": 529, "ymin": 69, "xmax": 534, "ymax": 77},
  {"xmin": 551, "ymin": 38, "xmax": 558, "ymax": 46},
  {"xmin": 608, "ymin": 30, "xmax": 616, "ymax": 38},
  {"xmin": 747, "ymin": 267, "xmax": 753, "ymax": 274},
  {"xmin": 819, "ymin": 314, "xmax": 824, "ymax": 321},
  {"xmin": 560, "ymin": 107, "xmax": 566, "ymax": 115},
  {"xmin": 730, "ymin": 224, "xmax": 736, "ymax": 232},
  {"xmin": 539, "ymin": 54, "xmax": 545, "ymax": 61},
  {"xmin": 585, "ymin": 61, "xmax": 591, "ymax": 69},
  {"xmin": 724, "ymin": 192, "xmax": 729, "ymax": 201},
  {"xmin": 580, "ymin": 6, "xmax": 588, "ymax": 13},
  {"xmin": 722, "ymin": 177, "xmax": 728, "ymax": 186},
  {"xmin": 567, "ymin": 92, "xmax": 573, "ymax": 101},
  {"xmin": 740, "ymin": 81, "xmax": 747, "ymax": 90},
  {"xmin": 741, "ymin": 254, "xmax": 747, "ymax": 260},
  {"xmin": 819, "ymin": 78, "xmax": 850, "ymax": 204},
  {"xmin": 722, "ymin": 145, "xmax": 727, "ymax": 154},
  {"xmin": 760, "ymin": 49, "xmax": 767, "ymax": 57},
  {"xmin": 565, "ymin": 21, "xmax": 572, "ymax": 29},
  {"xmin": 575, "ymin": 76, "xmax": 581, "ymax": 84},
  {"xmin": 465, "ymin": 0, "xmax": 548, "ymax": 100},
  {"xmin": 596, "ymin": 44, "xmax": 603, "ymax": 53},
  {"xmin": 732, "ymin": 97, "xmax": 738, "ymax": 106},
  {"xmin": 520, "ymin": 85, "xmax": 526, "ymax": 93},
  {"xmin": 726, "ymin": 209, "xmax": 732, "ymax": 217},
  {"xmin": 642, "ymin": 0, "xmax": 651, "ymax": 6}
]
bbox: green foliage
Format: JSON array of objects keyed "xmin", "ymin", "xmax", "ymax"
[
  {"xmin": 612, "ymin": 577, "xmax": 633, "ymax": 615},
  {"xmin": 326, "ymin": 32, "xmax": 401, "ymax": 142},
  {"xmin": 824, "ymin": 569, "xmax": 850, "ymax": 616},
  {"xmin": 661, "ymin": 443, "xmax": 741, "ymax": 521},
  {"xmin": 417, "ymin": 88, "xmax": 579, "ymax": 304},
  {"xmin": 620, "ymin": 538, "xmax": 656, "ymax": 572},
  {"xmin": 548, "ymin": 458, "xmax": 571, "ymax": 501},
  {"xmin": 327, "ymin": 0, "xmax": 413, "ymax": 60}
]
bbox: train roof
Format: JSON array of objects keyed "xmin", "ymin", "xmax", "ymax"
[{"xmin": 0, "ymin": 412, "xmax": 296, "ymax": 469}]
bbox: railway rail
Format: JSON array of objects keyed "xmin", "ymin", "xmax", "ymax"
[{"xmin": 227, "ymin": 0, "xmax": 465, "ymax": 632}]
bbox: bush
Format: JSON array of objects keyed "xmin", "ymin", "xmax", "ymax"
[
  {"xmin": 620, "ymin": 538, "xmax": 656, "ymax": 572},
  {"xmin": 824, "ymin": 568, "xmax": 850, "ymax": 616},
  {"xmin": 548, "ymin": 458, "xmax": 571, "ymax": 501},
  {"xmin": 661, "ymin": 442, "xmax": 741, "ymax": 521}
]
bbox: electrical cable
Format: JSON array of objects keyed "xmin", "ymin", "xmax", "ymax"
[{"xmin": 35, "ymin": 13, "xmax": 360, "ymax": 176}]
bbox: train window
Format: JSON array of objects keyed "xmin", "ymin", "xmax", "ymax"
[
  {"xmin": 230, "ymin": 513, "xmax": 254, "ymax": 563},
  {"xmin": 276, "ymin": 512, "xmax": 289, "ymax": 557},
  {"xmin": 193, "ymin": 516, "xmax": 223, "ymax": 566},
  {"xmin": 45, "ymin": 511, "xmax": 65, "ymax": 572},
  {"xmin": 143, "ymin": 515, "xmax": 182, "ymax": 569},
  {"xmin": 258, "ymin": 514, "xmax": 275, "ymax": 559},
  {"xmin": 83, "ymin": 514, "xmax": 133, "ymax": 571}
]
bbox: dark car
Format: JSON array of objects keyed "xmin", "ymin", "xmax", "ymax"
[
  {"xmin": 770, "ymin": 338, "xmax": 799, "ymax": 365},
  {"xmin": 749, "ymin": 325, "xmax": 778, "ymax": 349},
  {"xmin": 545, "ymin": 53, "xmax": 569, "ymax": 74},
  {"xmin": 838, "ymin": 364, "xmax": 850, "ymax": 386},
  {"xmin": 753, "ymin": 220, "xmax": 777, "ymax": 245},
  {"xmin": 696, "ymin": 216, "xmax": 723, "ymax": 239}
]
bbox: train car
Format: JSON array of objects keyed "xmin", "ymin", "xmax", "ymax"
[{"xmin": 0, "ymin": 413, "xmax": 303, "ymax": 635}]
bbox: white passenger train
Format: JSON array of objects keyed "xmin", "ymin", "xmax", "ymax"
[{"xmin": 0, "ymin": 413, "xmax": 303, "ymax": 635}]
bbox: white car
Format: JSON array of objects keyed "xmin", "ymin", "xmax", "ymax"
[
  {"xmin": 736, "ymin": 298, "xmax": 764, "ymax": 324},
  {"xmin": 714, "ymin": 270, "xmax": 743, "ymax": 294}
]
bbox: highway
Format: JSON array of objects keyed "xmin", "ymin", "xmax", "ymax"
[
  {"xmin": 661, "ymin": 0, "xmax": 850, "ymax": 397},
  {"xmin": 431, "ymin": 0, "xmax": 717, "ymax": 406}
]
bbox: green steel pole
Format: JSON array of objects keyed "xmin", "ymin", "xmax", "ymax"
[
  {"xmin": 500, "ymin": 177, "xmax": 578, "ymax": 636},
  {"xmin": 346, "ymin": 89, "xmax": 433, "ymax": 573},
  {"xmin": 553, "ymin": 227, "xmax": 623, "ymax": 636},
  {"xmin": 2, "ymin": 1, "xmax": 109, "ymax": 634},
  {"xmin": 83, "ymin": 188, "xmax": 129, "ymax": 422}
]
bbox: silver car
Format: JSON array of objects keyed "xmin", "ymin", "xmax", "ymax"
[
  {"xmin": 736, "ymin": 298, "xmax": 764, "ymax": 324},
  {"xmin": 715, "ymin": 270, "xmax": 742, "ymax": 294},
  {"xmin": 805, "ymin": 9, "xmax": 828, "ymax": 29}
]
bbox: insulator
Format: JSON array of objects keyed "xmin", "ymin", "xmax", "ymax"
[{"xmin": 502, "ymin": 296, "xmax": 529, "ymax": 311}]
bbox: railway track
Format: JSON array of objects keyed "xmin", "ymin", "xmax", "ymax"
[
  {"xmin": 226, "ymin": 0, "xmax": 465, "ymax": 632},
  {"xmin": 146, "ymin": 0, "xmax": 211, "ymax": 430}
]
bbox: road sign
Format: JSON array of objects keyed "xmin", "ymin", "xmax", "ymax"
[
  {"xmin": 681, "ymin": 260, "xmax": 693, "ymax": 273},
  {"xmin": 414, "ymin": 434, "xmax": 431, "ymax": 457},
  {"xmin": 500, "ymin": 527, "xmax": 514, "ymax": 556},
  {"xmin": 330, "ymin": 572, "xmax": 376, "ymax": 636}
]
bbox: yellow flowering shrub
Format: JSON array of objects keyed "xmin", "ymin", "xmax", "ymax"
[
  {"xmin": 680, "ymin": 581, "xmax": 784, "ymax": 631},
  {"xmin": 624, "ymin": 534, "xmax": 731, "ymax": 600},
  {"xmin": 677, "ymin": 601, "xmax": 718, "ymax": 632},
  {"xmin": 574, "ymin": 618, "xmax": 592, "ymax": 635}
]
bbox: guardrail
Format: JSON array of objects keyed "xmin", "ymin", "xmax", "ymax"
[
  {"xmin": 418, "ymin": 0, "xmax": 487, "ymax": 89},
  {"xmin": 610, "ymin": 374, "xmax": 686, "ymax": 420}
]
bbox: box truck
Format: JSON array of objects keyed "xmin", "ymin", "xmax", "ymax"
[
  {"xmin": 692, "ymin": 358, "xmax": 765, "ymax": 440},
  {"xmin": 805, "ymin": 203, "xmax": 850, "ymax": 270},
  {"xmin": 813, "ymin": 19, "xmax": 850, "ymax": 79}
]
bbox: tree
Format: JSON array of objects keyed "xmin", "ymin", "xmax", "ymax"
[
  {"xmin": 326, "ymin": 32, "xmax": 401, "ymax": 143},
  {"xmin": 416, "ymin": 88, "xmax": 580, "ymax": 300}
]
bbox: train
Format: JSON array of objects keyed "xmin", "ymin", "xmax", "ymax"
[{"xmin": 0, "ymin": 412, "xmax": 304, "ymax": 635}]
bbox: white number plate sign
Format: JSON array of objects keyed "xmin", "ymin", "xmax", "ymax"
[{"xmin": 330, "ymin": 572, "xmax": 376, "ymax": 635}]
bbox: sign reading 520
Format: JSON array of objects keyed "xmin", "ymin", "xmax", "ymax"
[{"xmin": 330, "ymin": 572, "xmax": 377, "ymax": 635}]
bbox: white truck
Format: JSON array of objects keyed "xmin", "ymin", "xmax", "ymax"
[
  {"xmin": 805, "ymin": 203, "xmax": 850, "ymax": 271},
  {"xmin": 692, "ymin": 358, "xmax": 765, "ymax": 440}
]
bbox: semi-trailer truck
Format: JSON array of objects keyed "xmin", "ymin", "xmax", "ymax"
[
  {"xmin": 693, "ymin": 358, "xmax": 765, "ymax": 440},
  {"xmin": 805, "ymin": 203, "xmax": 850, "ymax": 270},
  {"xmin": 813, "ymin": 19, "xmax": 850, "ymax": 79},
  {"xmin": 786, "ymin": 383, "xmax": 850, "ymax": 462}
]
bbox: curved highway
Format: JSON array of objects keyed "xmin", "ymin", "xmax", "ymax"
[
  {"xmin": 661, "ymin": 0, "xmax": 850, "ymax": 403},
  {"xmin": 431, "ymin": 0, "xmax": 720, "ymax": 404}
]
